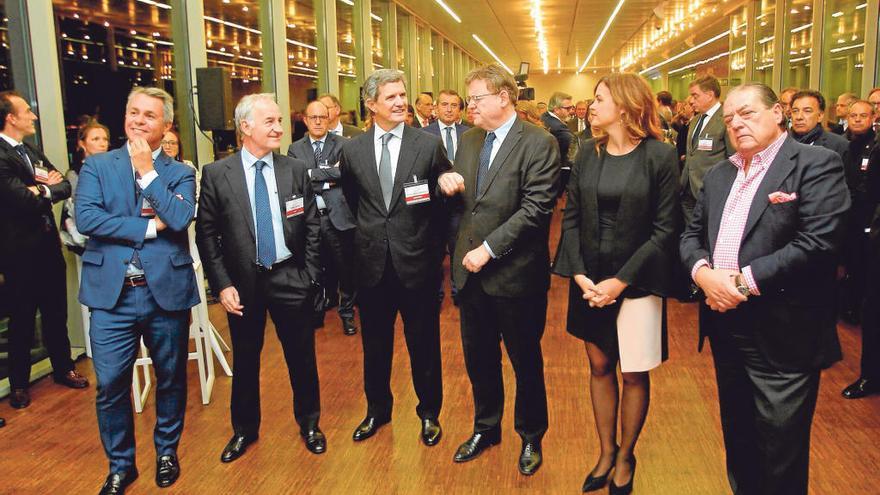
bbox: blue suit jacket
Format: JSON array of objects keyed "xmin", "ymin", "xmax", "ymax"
[
  {"xmin": 76, "ymin": 146, "xmax": 199, "ymax": 311},
  {"xmin": 422, "ymin": 121, "xmax": 471, "ymax": 155}
]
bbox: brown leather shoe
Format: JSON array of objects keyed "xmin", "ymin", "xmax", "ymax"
[
  {"xmin": 9, "ymin": 388, "xmax": 30, "ymax": 409},
  {"xmin": 54, "ymin": 369, "xmax": 89, "ymax": 389}
]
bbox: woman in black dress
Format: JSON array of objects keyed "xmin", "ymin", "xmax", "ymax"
[{"xmin": 553, "ymin": 73, "xmax": 681, "ymax": 494}]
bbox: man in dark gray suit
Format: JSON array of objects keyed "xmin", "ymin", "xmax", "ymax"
[
  {"xmin": 438, "ymin": 63, "xmax": 558, "ymax": 476},
  {"xmin": 681, "ymin": 83, "xmax": 849, "ymax": 495},
  {"xmin": 340, "ymin": 69, "xmax": 456, "ymax": 448},
  {"xmin": 319, "ymin": 93, "xmax": 364, "ymax": 138},
  {"xmin": 288, "ymin": 100, "xmax": 358, "ymax": 335},
  {"xmin": 789, "ymin": 90, "xmax": 848, "ymax": 159},
  {"xmin": 681, "ymin": 75, "xmax": 736, "ymax": 222}
]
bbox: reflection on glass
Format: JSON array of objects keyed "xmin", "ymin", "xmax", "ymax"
[
  {"xmin": 753, "ymin": 0, "xmax": 775, "ymax": 86},
  {"xmin": 396, "ymin": 11, "xmax": 407, "ymax": 70},
  {"xmin": 203, "ymin": 0, "xmax": 265, "ymax": 103},
  {"xmin": 784, "ymin": 0, "xmax": 812, "ymax": 89},
  {"xmin": 371, "ymin": 2, "xmax": 384, "ymax": 70},
  {"xmin": 729, "ymin": 6, "xmax": 747, "ymax": 86},
  {"xmin": 821, "ymin": 0, "xmax": 866, "ymax": 98},
  {"xmin": 285, "ymin": 0, "xmax": 318, "ymax": 135}
]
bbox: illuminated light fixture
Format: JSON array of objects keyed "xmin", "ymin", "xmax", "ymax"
[
  {"xmin": 286, "ymin": 38, "xmax": 318, "ymax": 50},
  {"xmin": 790, "ymin": 55, "xmax": 810, "ymax": 63},
  {"xmin": 830, "ymin": 42, "xmax": 864, "ymax": 53},
  {"xmin": 831, "ymin": 11, "xmax": 843, "ymax": 17},
  {"xmin": 856, "ymin": 3, "xmax": 867, "ymax": 9},
  {"xmin": 639, "ymin": 30, "xmax": 729, "ymax": 75},
  {"xmin": 136, "ymin": 0, "xmax": 171, "ymax": 10},
  {"xmin": 242, "ymin": 6, "xmax": 249, "ymax": 12},
  {"xmin": 371, "ymin": 13, "xmax": 383, "ymax": 22},
  {"xmin": 471, "ymin": 34, "xmax": 514, "ymax": 75},
  {"xmin": 205, "ymin": 16, "xmax": 261, "ymax": 35},
  {"xmin": 531, "ymin": 0, "xmax": 549, "ymax": 74},
  {"xmin": 435, "ymin": 0, "xmax": 462, "ymax": 23},
  {"xmin": 339, "ymin": 0, "xmax": 354, "ymax": 5},
  {"xmin": 758, "ymin": 35, "xmax": 774, "ymax": 44},
  {"xmin": 206, "ymin": 49, "xmax": 234, "ymax": 58},
  {"xmin": 577, "ymin": 0, "xmax": 625, "ymax": 73},
  {"xmin": 791, "ymin": 23, "xmax": 812, "ymax": 34}
]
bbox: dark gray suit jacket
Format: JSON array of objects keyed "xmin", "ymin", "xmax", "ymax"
[
  {"xmin": 680, "ymin": 135, "xmax": 849, "ymax": 371},
  {"xmin": 342, "ymin": 123, "xmax": 364, "ymax": 138},
  {"xmin": 287, "ymin": 133, "xmax": 356, "ymax": 231},
  {"xmin": 196, "ymin": 151, "xmax": 321, "ymax": 304},
  {"xmin": 452, "ymin": 117, "xmax": 559, "ymax": 297},
  {"xmin": 682, "ymin": 107, "xmax": 736, "ymax": 201},
  {"xmin": 541, "ymin": 111, "xmax": 574, "ymax": 167},
  {"xmin": 340, "ymin": 125, "xmax": 452, "ymax": 289}
]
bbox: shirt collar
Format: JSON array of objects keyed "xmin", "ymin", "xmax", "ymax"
[
  {"xmin": 0, "ymin": 133, "xmax": 22, "ymax": 148},
  {"xmin": 375, "ymin": 122, "xmax": 406, "ymax": 143},
  {"xmin": 729, "ymin": 131, "xmax": 787, "ymax": 171},
  {"xmin": 241, "ymin": 145, "xmax": 274, "ymax": 169},
  {"xmin": 438, "ymin": 121, "xmax": 456, "ymax": 131},
  {"xmin": 704, "ymin": 101, "xmax": 721, "ymax": 119},
  {"xmin": 547, "ymin": 111, "xmax": 564, "ymax": 123},
  {"xmin": 125, "ymin": 141, "xmax": 163, "ymax": 162},
  {"xmin": 309, "ymin": 134, "xmax": 327, "ymax": 146},
  {"xmin": 488, "ymin": 112, "xmax": 518, "ymax": 142},
  {"xmin": 332, "ymin": 122, "xmax": 344, "ymax": 135}
]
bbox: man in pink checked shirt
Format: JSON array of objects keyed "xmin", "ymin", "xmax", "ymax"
[{"xmin": 680, "ymin": 83, "xmax": 850, "ymax": 495}]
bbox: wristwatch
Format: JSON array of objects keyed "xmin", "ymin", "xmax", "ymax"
[{"xmin": 734, "ymin": 274, "xmax": 750, "ymax": 297}]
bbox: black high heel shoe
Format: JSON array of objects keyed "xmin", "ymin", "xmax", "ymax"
[
  {"xmin": 609, "ymin": 456, "xmax": 636, "ymax": 495},
  {"xmin": 582, "ymin": 446, "xmax": 619, "ymax": 492}
]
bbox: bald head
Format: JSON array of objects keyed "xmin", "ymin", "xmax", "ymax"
[
  {"xmin": 415, "ymin": 93, "xmax": 434, "ymax": 121},
  {"xmin": 305, "ymin": 100, "xmax": 330, "ymax": 139}
]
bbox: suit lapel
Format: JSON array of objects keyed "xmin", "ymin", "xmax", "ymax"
[
  {"xmin": 583, "ymin": 148, "xmax": 602, "ymax": 247},
  {"xmin": 465, "ymin": 129, "xmax": 486, "ymax": 197},
  {"xmin": 741, "ymin": 137, "xmax": 797, "ymax": 240},
  {"xmin": 113, "ymin": 147, "xmax": 139, "ymax": 216},
  {"xmin": 224, "ymin": 152, "xmax": 256, "ymax": 240},
  {"xmin": 477, "ymin": 118, "xmax": 523, "ymax": 203},
  {"xmin": 273, "ymin": 153, "xmax": 293, "ymax": 241},
  {"xmin": 324, "ymin": 134, "xmax": 340, "ymax": 164},
  {"xmin": 359, "ymin": 127, "xmax": 386, "ymax": 214},
  {"xmin": 389, "ymin": 126, "xmax": 420, "ymax": 213},
  {"xmin": 299, "ymin": 139, "xmax": 318, "ymax": 168},
  {"xmin": 0, "ymin": 138, "xmax": 33, "ymax": 177},
  {"xmin": 708, "ymin": 161, "xmax": 737, "ymax": 249}
]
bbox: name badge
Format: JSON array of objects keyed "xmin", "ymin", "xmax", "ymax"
[
  {"xmin": 33, "ymin": 162, "xmax": 49, "ymax": 183},
  {"xmin": 697, "ymin": 138, "xmax": 713, "ymax": 151},
  {"xmin": 140, "ymin": 197, "xmax": 155, "ymax": 217},
  {"xmin": 286, "ymin": 195, "xmax": 305, "ymax": 218},
  {"xmin": 404, "ymin": 177, "xmax": 430, "ymax": 205},
  {"xmin": 861, "ymin": 158, "xmax": 870, "ymax": 172}
]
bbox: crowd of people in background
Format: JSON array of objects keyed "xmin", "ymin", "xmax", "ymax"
[{"xmin": 2, "ymin": 66, "xmax": 879, "ymax": 495}]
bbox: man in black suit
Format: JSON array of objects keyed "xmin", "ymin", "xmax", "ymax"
[
  {"xmin": 288, "ymin": 100, "xmax": 358, "ymax": 335},
  {"xmin": 319, "ymin": 93, "xmax": 364, "ymax": 138},
  {"xmin": 439, "ymin": 64, "xmax": 558, "ymax": 475},
  {"xmin": 829, "ymin": 92, "xmax": 858, "ymax": 135},
  {"xmin": 789, "ymin": 90, "xmax": 848, "ymax": 159},
  {"xmin": 0, "ymin": 91, "xmax": 89, "ymax": 410},
  {"xmin": 423, "ymin": 89, "xmax": 471, "ymax": 305},
  {"xmin": 412, "ymin": 93, "xmax": 435, "ymax": 128},
  {"xmin": 680, "ymin": 83, "xmax": 850, "ymax": 495},
  {"xmin": 566, "ymin": 100, "xmax": 589, "ymax": 134},
  {"xmin": 340, "ymin": 69, "xmax": 456, "ymax": 447},
  {"xmin": 197, "ymin": 94, "xmax": 325, "ymax": 462}
]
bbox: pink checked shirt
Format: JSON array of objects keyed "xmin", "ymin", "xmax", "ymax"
[{"xmin": 691, "ymin": 131, "xmax": 789, "ymax": 295}]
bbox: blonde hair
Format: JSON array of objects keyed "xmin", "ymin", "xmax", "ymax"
[
  {"xmin": 592, "ymin": 73, "xmax": 662, "ymax": 151},
  {"xmin": 127, "ymin": 87, "xmax": 174, "ymax": 124},
  {"xmin": 465, "ymin": 64, "xmax": 519, "ymax": 105},
  {"xmin": 515, "ymin": 100, "xmax": 543, "ymax": 126}
]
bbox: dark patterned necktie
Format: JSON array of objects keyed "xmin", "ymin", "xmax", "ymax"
[
  {"xmin": 254, "ymin": 160, "xmax": 277, "ymax": 268},
  {"xmin": 476, "ymin": 132, "xmax": 496, "ymax": 196}
]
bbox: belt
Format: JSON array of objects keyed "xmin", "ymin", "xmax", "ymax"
[
  {"xmin": 123, "ymin": 275, "xmax": 147, "ymax": 287},
  {"xmin": 255, "ymin": 255, "xmax": 295, "ymax": 273}
]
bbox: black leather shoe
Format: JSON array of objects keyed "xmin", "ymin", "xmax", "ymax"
[
  {"xmin": 220, "ymin": 434, "xmax": 257, "ymax": 463},
  {"xmin": 301, "ymin": 428, "xmax": 327, "ymax": 454},
  {"xmin": 9, "ymin": 388, "xmax": 30, "ymax": 409},
  {"xmin": 342, "ymin": 316, "xmax": 358, "ymax": 336},
  {"xmin": 842, "ymin": 378, "xmax": 878, "ymax": 399},
  {"xmin": 518, "ymin": 441, "xmax": 542, "ymax": 475},
  {"xmin": 453, "ymin": 432, "xmax": 500, "ymax": 462},
  {"xmin": 54, "ymin": 369, "xmax": 90, "ymax": 389},
  {"xmin": 609, "ymin": 456, "xmax": 636, "ymax": 495},
  {"xmin": 155, "ymin": 455, "xmax": 179, "ymax": 488},
  {"xmin": 98, "ymin": 469, "xmax": 138, "ymax": 495},
  {"xmin": 581, "ymin": 446, "xmax": 618, "ymax": 492},
  {"xmin": 420, "ymin": 418, "xmax": 442, "ymax": 446},
  {"xmin": 352, "ymin": 416, "xmax": 390, "ymax": 442},
  {"xmin": 0, "ymin": 417, "xmax": 5, "ymax": 428}
]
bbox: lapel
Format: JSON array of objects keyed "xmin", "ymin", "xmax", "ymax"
[
  {"xmin": 465, "ymin": 129, "xmax": 486, "ymax": 197},
  {"xmin": 299, "ymin": 138, "xmax": 318, "ymax": 168},
  {"xmin": 112, "ymin": 147, "xmax": 139, "ymax": 215},
  {"xmin": 360, "ymin": 127, "xmax": 385, "ymax": 213},
  {"xmin": 707, "ymin": 160, "xmax": 737, "ymax": 249},
  {"xmin": 389, "ymin": 125, "xmax": 420, "ymax": 214},
  {"xmin": 741, "ymin": 137, "xmax": 797, "ymax": 240},
  {"xmin": 224, "ymin": 151, "xmax": 256, "ymax": 240},
  {"xmin": 0, "ymin": 137, "xmax": 33, "ymax": 177},
  {"xmin": 272, "ymin": 153, "xmax": 293, "ymax": 241},
  {"xmin": 583, "ymin": 147, "xmax": 602, "ymax": 249},
  {"xmin": 477, "ymin": 117, "xmax": 523, "ymax": 203},
  {"xmin": 323, "ymin": 134, "xmax": 340, "ymax": 164}
]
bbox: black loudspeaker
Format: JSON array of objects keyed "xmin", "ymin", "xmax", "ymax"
[{"xmin": 196, "ymin": 67, "xmax": 234, "ymax": 130}]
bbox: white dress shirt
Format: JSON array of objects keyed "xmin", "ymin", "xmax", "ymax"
[
  {"xmin": 693, "ymin": 101, "xmax": 721, "ymax": 138},
  {"xmin": 125, "ymin": 142, "xmax": 163, "ymax": 276},
  {"xmin": 438, "ymin": 121, "xmax": 458, "ymax": 153},
  {"xmin": 373, "ymin": 122, "xmax": 405, "ymax": 179},
  {"xmin": 487, "ymin": 112, "xmax": 518, "ymax": 167},
  {"xmin": 241, "ymin": 146, "xmax": 293, "ymax": 264},
  {"xmin": 331, "ymin": 122, "xmax": 344, "ymax": 136}
]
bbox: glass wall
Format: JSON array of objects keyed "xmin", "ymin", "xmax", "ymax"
[
  {"xmin": 754, "ymin": 0, "xmax": 776, "ymax": 86},
  {"xmin": 784, "ymin": 0, "xmax": 813, "ymax": 89},
  {"xmin": 729, "ymin": 6, "xmax": 748, "ymax": 86},
  {"xmin": 821, "ymin": 0, "xmax": 867, "ymax": 98},
  {"xmin": 285, "ymin": 0, "xmax": 319, "ymax": 141}
]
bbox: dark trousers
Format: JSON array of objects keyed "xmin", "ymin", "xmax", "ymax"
[
  {"xmin": 6, "ymin": 243, "xmax": 74, "ymax": 389},
  {"xmin": 860, "ymin": 250, "xmax": 880, "ymax": 380},
  {"xmin": 318, "ymin": 214, "xmax": 355, "ymax": 319},
  {"xmin": 227, "ymin": 264, "xmax": 320, "ymax": 437},
  {"xmin": 438, "ymin": 209, "xmax": 462, "ymax": 297},
  {"xmin": 458, "ymin": 278, "xmax": 549, "ymax": 443},
  {"xmin": 709, "ymin": 327, "xmax": 820, "ymax": 495},
  {"xmin": 357, "ymin": 259, "xmax": 442, "ymax": 421},
  {"xmin": 90, "ymin": 284, "xmax": 189, "ymax": 473},
  {"xmin": 841, "ymin": 230, "xmax": 869, "ymax": 319}
]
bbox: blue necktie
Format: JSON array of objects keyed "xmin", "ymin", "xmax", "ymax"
[
  {"xmin": 254, "ymin": 160, "xmax": 276, "ymax": 268},
  {"xmin": 313, "ymin": 140, "xmax": 323, "ymax": 164},
  {"xmin": 476, "ymin": 132, "xmax": 496, "ymax": 196},
  {"xmin": 445, "ymin": 127, "xmax": 456, "ymax": 162}
]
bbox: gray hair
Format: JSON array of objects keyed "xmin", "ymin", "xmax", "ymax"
[
  {"xmin": 234, "ymin": 93, "xmax": 277, "ymax": 133},
  {"xmin": 362, "ymin": 69, "xmax": 406, "ymax": 103},
  {"xmin": 127, "ymin": 87, "xmax": 174, "ymax": 124},
  {"xmin": 548, "ymin": 92, "xmax": 572, "ymax": 111}
]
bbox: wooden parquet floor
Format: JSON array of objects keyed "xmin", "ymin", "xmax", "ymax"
[{"xmin": 1, "ymin": 206, "xmax": 878, "ymax": 494}]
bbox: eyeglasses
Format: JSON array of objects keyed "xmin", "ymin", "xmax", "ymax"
[
  {"xmin": 306, "ymin": 115, "xmax": 329, "ymax": 122},
  {"xmin": 466, "ymin": 92, "xmax": 500, "ymax": 105},
  {"xmin": 561, "ymin": 106, "xmax": 575, "ymax": 111},
  {"xmin": 160, "ymin": 140, "xmax": 178, "ymax": 146}
]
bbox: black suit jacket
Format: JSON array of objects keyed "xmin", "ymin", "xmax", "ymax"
[
  {"xmin": 553, "ymin": 138, "xmax": 681, "ymax": 297},
  {"xmin": 287, "ymin": 133, "xmax": 356, "ymax": 231},
  {"xmin": 196, "ymin": 151, "xmax": 321, "ymax": 304},
  {"xmin": 341, "ymin": 123, "xmax": 364, "ymax": 138},
  {"xmin": 0, "ymin": 139, "xmax": 70, "ymax": 263},
  {"xmin": 541, "ymin": 111, "xmax": 574, "ymax": 167},
  {"xmin": 810, "ymin": 128, "xmax": 849, "ymax": 159},
  {"xmin": 680, "ymin": 135, "xmax": 849, "ymax": 371},
  {"xmin": 340, "ymin": 125, "xmax": 452, "ymax": 289},
  {"xmin": 452, "ymin": 117, "xmax": 559, "ymax": 297}
]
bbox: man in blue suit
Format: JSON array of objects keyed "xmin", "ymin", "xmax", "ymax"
[
  {"xmin": 423, "ymin": 89, "xmax": 470, "ymax": 305},
  {"xmin": 76, "ymin": 87, "xmax": 199, "ymax": 495}
]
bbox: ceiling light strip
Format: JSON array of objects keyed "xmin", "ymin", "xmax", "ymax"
[
  {"xmin": 639, "ymin": 30, "xmax": 730, "ymax": 75},
  {"xmin": 471, "ymin": 34, "xmax": 514, "ymax": 75},
  {"xmin": 530, "ymin": 0, "xmax": 549, "ymax": 74},
  {"xmin": 667, "ymin": 46, "xmax": 744, "ymax": 75},
  {"xmin": 435, "ymin": 0, "xmax": 462, "ymax": 23},
  {"xmin": 830, "ymin": 42, "xmax": 864, "ymax": 54},
  {"xmin": 577, "ymin": 0, "xmax": 626, "ymax": 73},
  {"xmin": 136, "ymin": 0, "xmax": 171, "ymax": 9}
]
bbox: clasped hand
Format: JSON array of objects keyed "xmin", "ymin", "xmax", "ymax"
[
  {"xmin": 694, "ymin": 267, "xmax": 747, "ymax": 312},
  {"xmin": 438, "ymin": 172, "xmax": 465, "ymax": 196},
  {"xmin": 574, "ymin": 274, "xmax": 626, "ymax": 308}
]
